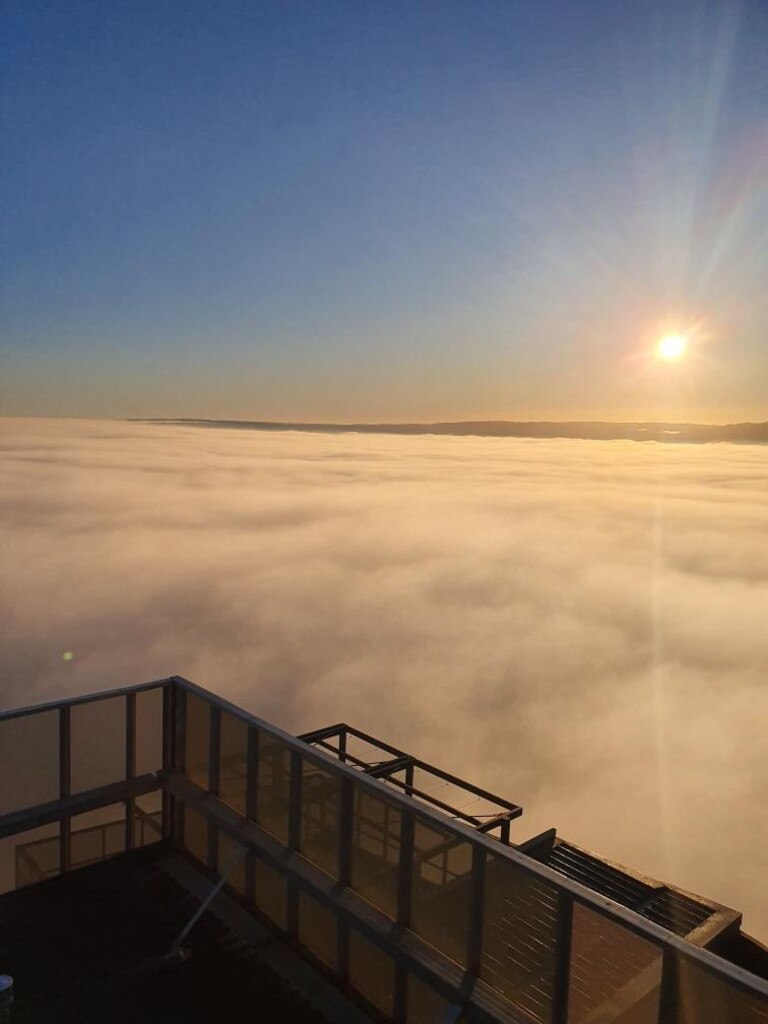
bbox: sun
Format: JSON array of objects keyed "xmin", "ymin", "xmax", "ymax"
[{"xmin": 655, "ymin": 333, "xmax": 688, "ymax": 362}]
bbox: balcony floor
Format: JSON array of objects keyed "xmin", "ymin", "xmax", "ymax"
[{"xmin": 0, "ymin": 842, "xmax": 335, "ymax": 1024}]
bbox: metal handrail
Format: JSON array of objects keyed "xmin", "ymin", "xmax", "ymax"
[
  {"xmin": 171, "ymin": 676, "xmax": 768, "ymax": 1004},
  {"xmin": 2, "ymin": 675, "xmax": 767, "ymax": 1008},
  {"xmin": 0, "ymin": 677, "xmax": 169, "ymax": 722}
]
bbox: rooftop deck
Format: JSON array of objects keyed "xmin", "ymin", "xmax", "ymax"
[
  {"xmin": 2, "ymin": 676, "xmax": 768, "ymax": 1023},
  {"xmin": 0, "ymin": 842, "xmax": 338, "ymax": 1024}
]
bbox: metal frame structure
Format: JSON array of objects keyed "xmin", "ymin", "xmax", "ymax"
[
  {"xmin": 2, "ymin": 676, "xmax": 768, "ymax": 1024},
  {"xmin": 297, "ymin": 723, "xmax": 522, "ymax": 842}
]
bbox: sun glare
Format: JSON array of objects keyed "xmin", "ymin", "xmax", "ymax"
[{"xmin": 655, "ymin": 333, "xmax": 688, "ymax": 362}]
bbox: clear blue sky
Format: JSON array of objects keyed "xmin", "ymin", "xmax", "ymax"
[{"xmin": 2, "ymin": 1, "xmax": 767, "ymax": 421}]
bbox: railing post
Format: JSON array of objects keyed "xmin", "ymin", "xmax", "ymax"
[
  {"xmin": 59, "ymin": 706, "xmax": 71, "ymax": 873},
  {"xmin": 288, "ymin": 750, "xmax": 303, "ymax": 850},
  {"xmin": 286, "ymin": 750, "xmax": 303, "ymax": 936},
  {"xmin": 337, "ymin": 776, "xmax": 354, "ymax": 979},
  {"xmin": 162, "ymin": 682, "xmax": 174, "ymax": 771},
  {"xmin": 659, "ymin": 947, "xmax": 678, "ymax": 1024},
  {"xmin": 125, "ymin": 692, "xmax": 136, "ymax": 779},
  {"xmin": 552, "ymin": 893, "xmax": 574, "ymax": 1023},
  {"xmin": 173, "ymin": 686, "xmax": 187, "ymax": 843},
  {"xmin": 161, "ymin": 682, "xmax": 175, "ymax": 840},
  {"xmin": 467, "ymin": 845, "xmax": 486, "ymax": 977},
  {"xmin": 339, "ymin": 777, "xmax": 354, "ymax": 887},
  {"xmin": 175, "ymin": 686, "xmax": 187, "ymax": 774},
  {"xmin": 245, "ymin": 726, "xmax": 259, "ymax": 822},
  {"xmin": 208, "ymin": 706, "xmax": 221, "ymax": 868},
  {"xmin": 208, "ymin": 706, "xmax": 221, "ymax": 796},
  {"xmin": 397, "ymin": 810, "xmax": 415, "ymax": 929},
  {"xmin": 125, "ymin": 692, "xmax": 136, "ymax": 850}
]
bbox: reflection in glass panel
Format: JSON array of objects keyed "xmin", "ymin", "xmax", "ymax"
[
  {"xmin": 0, "ymin": 823, "xmax": 60, "ymax": 895},
  {"xmin": 348, "ymin": 929, "xmax": 395, "ymax": 1018},
  {"xmin": 71, "ymin": 697, "xmax": 126, "ymax": 794},
  {"xmin": 184, "ymin": 693, "xmax": 210, "ymax": 789},
  {"xmin": 0, "ymin": 710, "xmax": 59, "ymax": 815},
  {"xmin": 134, "ymin": 791, "xmax": 163, "ymax": 847},
  {"xmin": 568, "ymin": 903, "xmax": 661, "ymax": 1024},
  {"xmin": 406, "ymin": 973, "xmax": 454, "ymax": 1024},
  {"xmin": 217, "ymin": 831, "xmax": 247, "ymax": 897},
  {"xmin": 219, "ymin": 712, "xmax": 248, "ymax": 814},
  {"xmin": 254, "ymin": 858, "xmax": 287, "ymax": 929},
  {"xmin": 350, "ymin": 786, "xmax": 401, "ymax": 920},
  {"xmin": 677, "ymin": 955, "xmax": 768, "ymax": 1024},
  {"xmin": 183, "ymin": 805, "xmax": 209, "ymax": 865},
  {"xmin": 298, "ymin": 892, "xmax": 338, "ymax": 970},
  {"xmin": 257, "ymin": 733, "xmax": 291, "ymax": 844},
  {"xmin": 135, "ymin": 687, "xmax": 164, "ymax": 776},
  {"xmin": 410, "ymin": 818, "xmax": 473, "ymax": 967},
  {"xmin": 481, "ymin": 854, "xmax": 558, "ymax": 1024},
  {"xmin": 70, "ymin": 802, "xmax": 127, "ymax": 869},
  {"xmin": 300, "ymin": 760, "xmax": 341, "ymax": 879}
]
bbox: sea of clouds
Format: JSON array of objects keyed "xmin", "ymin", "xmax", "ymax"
[{"xmin": 2, "ymin": 416, "xmax": 767, "ymax": 938}]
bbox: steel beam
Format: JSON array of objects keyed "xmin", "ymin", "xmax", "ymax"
[{"xmin": 0, "ymin": 774, "xmax": 159, "ymax": 840}]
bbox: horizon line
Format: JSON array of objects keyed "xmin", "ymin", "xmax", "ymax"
[{"xmin": 132, "ymin": 417, "xmax": 768, "ymax": 445}]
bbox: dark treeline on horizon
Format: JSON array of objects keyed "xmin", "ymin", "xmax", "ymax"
[{"xmin": 141, "ymin": 419, "xmax": 768, "ymax": 445}]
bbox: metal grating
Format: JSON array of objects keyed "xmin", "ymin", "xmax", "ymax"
[
  {"xmin": 641, "ymin": 888, "xmax": 713, "ymax": 937},
  {"xmin": 548, "ymin": 843, "xmax": 654, "ymax": 906},
  {"xmin": 548, "ymin": 843, "xmax": 712, "ymax": 938}
]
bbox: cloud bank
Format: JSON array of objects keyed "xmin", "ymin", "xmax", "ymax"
[{"xmin": 2, "ymin": 417, "xmax": 767, "ymax": 938}]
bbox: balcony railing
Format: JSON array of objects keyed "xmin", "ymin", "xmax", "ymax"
[{"xmin": 1, "ymin": 676, "xmax": 767, "ymax": 1023}]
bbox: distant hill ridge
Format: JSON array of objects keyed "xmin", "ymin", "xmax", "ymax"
[{"xmin": 142, "ymin": 418, "xmax": 768, "ymax": 444}]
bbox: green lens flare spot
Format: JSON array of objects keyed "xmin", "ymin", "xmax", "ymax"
[{"xmin": 62, "ymin": 651, "xmax": 75, "ymax": 662}]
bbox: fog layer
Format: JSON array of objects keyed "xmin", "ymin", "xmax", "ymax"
[{"xmin": 2, "ymin": 417, "xmax": 767, "ymax": 937}]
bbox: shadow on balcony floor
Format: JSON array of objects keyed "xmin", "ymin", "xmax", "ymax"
[{"xmin": 0, "ymin": 842, "xmax": 334, "ymax": 1024}]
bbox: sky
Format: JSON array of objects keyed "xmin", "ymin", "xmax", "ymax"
[
  {"xmin": 2, "ymin": 418, "xmax": 768, "ymax": 938},
  {"xmin": 2, "ymin": 0, "xmax": 767, "ymax": 422}
]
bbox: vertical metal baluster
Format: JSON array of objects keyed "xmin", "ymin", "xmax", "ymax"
[
  {"xmin": 658, "ymin": 947, "xmax": 678, "ymax": 1024},
  {"xmin": 551, "ymin": 893, "xmax": 574, "ymax": 1024},
  {"xmin": 404, "ymin": 763, "xmax": 415, "ymax": 797},
  {"xmin": 397, "ymin": 810, "xmax": 415, "ymax": 929},
  {"xmin": 337, "ymin": 776, "xmax": 354, "ymax": 978},
  {"xmin": 174, "ymin": 687, "xmax": 187, "ymax": 844},
  {"xmin": 467, "ymin": 845, "xmax": 486, "ymax": 978},
  {"xmin": 208, "ymin": 705, "xmax": 221, "ymax": 796},
  {"xmin": 208, "ymin": 705, "xmax": 221, "ymax": 869},
  {"xmin": 339, "ymin": 777, "xmax": 354, "ymax": 885},
  {"xmin": 288, "ymin": 750, "xmax": 303, "ymax": 849},
  {"xmin": 246, "ymin": 727, "xmax": 259, "ymax": 821},
  {"xmin": 244, "ymin": 726, "xmax": 259, "ymax": 904},
  {"xmin": 161, "ymin": 682, "xmax": 174, "ymax": 840},
  {"xmin": 338, "ymin": 727, "xmax": 347, "ymax": 763},
  {"xmin": 286, "ymin": 750, "xmax": 303, "ymax": 936},
  {"xmin": 59, "ymin": 706, "xmax": 71, "ymax": 873},
  {"xmin": 125, "ymin": 692, "xmax": 136, "ymax": 850}
]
